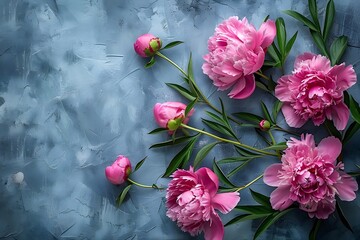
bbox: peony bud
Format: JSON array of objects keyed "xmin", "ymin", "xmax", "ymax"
[
  {"xmin": 134, "ymin": 34, "xmax": 162, "ymax": 58},
  {"xmin": 105, "ymin": 155, "xmax": 132, "ymax": 185},
  {"xmin": 153, "ymin": 102, "xmax": 194, "ymax": 132},
  {"xmin": 259, "ymin": 119, "xmax": 271, "ymax": 131}
]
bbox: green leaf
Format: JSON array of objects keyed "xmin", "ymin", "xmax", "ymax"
[
  {"xmin": 336, "ymin": 202, "xmax": 354, "ymax": 233},
  {"xmin": 308, "ymin": 0, "xmax": 320, "ymax": 31},
  {"xmin": 0, "ymin": 97, "xmax": 4, "ymax": 107},
  {"xmin": 324, "ymin": 120, "xmax": 342, "ymax": 139},
  {"xmin": 185, "ymin": 98, "xmax": 197, "ymax": 117},
  {"xmin": 218, "ymin": 156, "xmax": 260, "ymax": 164},
  {"xmin": 263, "ymin": 60, "xmax": 280, "ymax": 67},
  {"xmin": 250, "ymin": 189, "xmax": 271, "ymax": 208},
  {"xmin": 202, "ymin": 119, "xmax": 237, "ymax": 139},
  {"xmin": 148, "ymin": 128, "xmax": 167, "ymax": 134},
  {"xmin": 235, "ymin": 205, "xmax": 274, "ymax": 214},
  {"xmin": 227, "ymin": 160, "xmax": 253, "ymax": 177},
  {"xmin": 162, "ymin": 135, "xmax": 199, "ymax": 177},
  {"xmin": 272, "ymin": 100, "xmax": 283, "ymax": 122},
  {"xmin": 187, "ymin": 53, "xmax": 194, "ymax": 82},
  {"xmin": 193, "ymin": 142, "xmax": 219, "ymax": 169},
  {"xmin": 213, "ymin": 160, "xmax": 237, "ymax": 188},
  {"xmin": 260, "ymin": 101, "xmax": 274, "ymax": 124},
  {"xmin": 116, "ymin": 184, "xmax": 132, "ymax": 206},
  {"xmin": 256, "ymin": 81, "xmax": 271, "ymax": 93},
  {"xmin": 225, "ymin": 213, "xmax": 271, "ymax": 227},
  {"xmin": 343, "ymin": 121, "xmax": 360, "ymax": 144},
  {"xmin": 309, "ymin": 219, "xmax": 321, "ymax": 240},
  {"xmin": 166, "ymin": 83, "xmax": 196, "ymax": 101},
  {"xmin": 310, "ymin": 30, "xmax": 330, "ymax": 58},
  {"xmin": 263, "ymin": 15, "xmax": 270, "ymax": 22},
  {"xmin": 162, "ymin": 41, "xmax": 184, "ymax": 50},
  {"xmin": 323, "ymin": 0, "xmax": 335, "ymax": 41},
  {"xmin": 283, "ymin": 10, "xmax": 319, "ymax": 32},
  {"xmin": 267, "ymin": 44, "xmax": 281, "ymax": 64},
  {"xmin": 145, "ymin": 57, "xmax": 155, "ymax": 68},
  {"xmin": 346, "ymin": 93, "xmax": 360, "ymax": 124},
  {"xmin": 330, "ymin": 36, "xmax": 348, "ymax": 65},
  {"xmin": 134, "ymin": 157, "xmax": 147, "ymax": 172},
  {"xmin": 264, "ymin": 142, "xmax": 287, "ymax": 151},
  {"xmin": 206, "ymin": 111, "xmax": 225, "ymax": 124},
  {"xmin": 235, "ymin": 146, "xmax": 261, "ymax": 157},
  {"xmin": 275, "ymin": 18, "xmax": 286, "ymax": 58},
  {"xmin": 233, "ymin": 112, "xmax": 263, "ymax": 123},
  {"xmin": 253, "ymin": 208, "xmax": 294, "ymax": 239},
  {"xmin": 285, "ymin": 31, "xmax": 298, "ymax": 56},
  {"xmin": 149, "ymin": 135, "xmax": 194, "ymax": 149}
]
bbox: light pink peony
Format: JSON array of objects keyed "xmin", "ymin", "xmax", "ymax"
[
  {"xmin": 105, "ymin": 155, "xmax": 132, "ymax": 185},
  {"xmin": 264, "ymin": 134, "xmax": 358, "ymax": 219},
  {"xmin": 275, "ymin": 52, "xmax": 357, "ymax": 130},
  {"xmin": 166, "ymin": 167, "xmax": 240, "ymax": 240},
  {"xmin": 202, "ymin": 16, "xmax": 276, "ymax": 99},
  {"xmin": 153, "ymin": 102, "xmax": 194, "ymax": 131},
  {"xmin": 134, "ymin": 33, "xmax": 162, "ymax": 58}
]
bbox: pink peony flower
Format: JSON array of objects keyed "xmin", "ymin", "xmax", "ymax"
[
  {"xmin": 275, "ymin": 52, "xmax": 357, "ymax": 130},
  {"xmin": 264, "ymin": 134, "xmax": 358, "ymax": 219},
  {"xmin": 153, "ymin": 102, "xmax": 194, "ymax": 131},
  {"xmin": 105, "ymin": 155, "xmax": 132, "ymax": 185},
  {"xmin": 166, "ymin": 167, "xmax": 240, "ymax": 240},
  {"xmin": 134, "ymin": 33, "xmax": 162, "ymax": 57},
  {"xmin": 202, "ymin": 16, "xmax": 276, "ymax": 99}
]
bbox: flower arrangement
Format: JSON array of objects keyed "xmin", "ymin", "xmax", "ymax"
[{"xmin": 106, "ymin": 0, "xmax": 360, "ymax": 239}]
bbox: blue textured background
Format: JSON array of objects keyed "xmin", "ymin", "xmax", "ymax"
[{"xmin": 1, "ymin": 0, "xmax": 360, "ymax": 239}]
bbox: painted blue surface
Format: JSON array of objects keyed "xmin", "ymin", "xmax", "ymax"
[{"xmin": 1, "ymin": 0, "xmax": 360, "ymax": 239}]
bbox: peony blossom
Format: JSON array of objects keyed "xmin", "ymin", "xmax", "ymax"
[
  {"xmin": 166, "ymin": 167, "xmax": 240, "ymax": 240},
  {"xmin": 202, "ymin": 16, "xmax": 276, "ymax": 99},
  {"xmin": 264, "ymin": 134, "xmax": 358, "ymax": 219},
  {"xmin": 134, "ymin": 33, "xmax": 162, "ymax": 57},
  {"xmin": 275, "ymin": 52, "xmax": 357, "ymax": 130},
  {"xmin": 153, "ymin": 102, "xmax": 194, "ymax": 131},
  {"xmin": 105, "ymin": 155, "xmax": 132, "ymax": 185}
]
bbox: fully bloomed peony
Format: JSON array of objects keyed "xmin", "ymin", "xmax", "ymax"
[
  {"xmin": 202, "ymin": 16, "xmax": 276, "ymax": 99},
  {"xmin": 275, "ymin": 52, "xmax": 357, "ymax": 130},
  {"xmin": 166, "ymin": 167, "xmax": 240, "ymax": 240},
  {"xmin": 105, "ymin": 156, "xmax": 132, "ymax": 185},
  {"xmin": 153, "ymin": 102, "xmax": 194, "ymax": 131},
  {"xmin": 264, "ymin": 134, "xmax": 358, "ymax": 219}
]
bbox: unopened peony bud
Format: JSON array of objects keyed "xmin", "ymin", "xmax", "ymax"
[
  {"xmin": 105, "ymin": 156, "xmax": 132, "ymax": 185},
  {"xmin": 259, "ymin": 119, "xmax": 271, "ymax": 131},
  {"xmin": 134, "ymin": 34, "xmax": 162, "ymax": 58}
]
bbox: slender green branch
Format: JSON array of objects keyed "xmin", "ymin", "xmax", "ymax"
[
  {"xmin": 268, "ymin": 130, "xmax": 276, "ymax": 145},
  {"xmin": 181, "ymin": 124, "xmax": 278, "ymax": 156},
  {"xmin": 127, "ymin": 178, "xmax": 157, "ymax": 189},
  {"xmin": 255, "ymin": 71, "xmax": 271, "ymax": 81},
  {"xmin": 156, "ymin": 52, "xmax": 188, "ymax": 77},
  {"xmin": 236, "ymin": 174, "xmax": 263, "ymax": 192}
]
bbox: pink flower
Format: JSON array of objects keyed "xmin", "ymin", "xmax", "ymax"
[
  {"xmin": 134, "ymin": 34, "xmax": 162, "ymax": 57},
  {"xmin": 166, "ymin": 167, "xmax": 240, "ymax": 240},
  {"xmin": 105, "ymin": 155, "xmax": 132, "ymax": 185},
  {"xmin": 153, "ymin": 102, "xmax": 194, "ymax": 131},
  {"xmin": 264, "ymin": 134, "xmax": 358, "ymax": 219},
  {"xmin": 202, "ymin": 16, "xmax": 276, "ymax": 99},
  {"xmin": 275, "ymin": 52, "xmax": 357, "ymax": 130}
]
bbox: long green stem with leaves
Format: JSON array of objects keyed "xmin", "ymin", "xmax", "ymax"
[
  {"xmin": 181, "ymin": 123, "xmax": 278, "ymax": 156},
  {"xmin": 236, "ymin": 174, "xmax": 263, "ymax": 192},
  {"xmin": 127, "ymin": 178, "xmax": 161, "ymax": 189}
]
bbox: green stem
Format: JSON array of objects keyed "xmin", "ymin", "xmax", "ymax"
[
  {"xmin": 181, "ymin": 124, "xmax": 277, "ymax": 156},
  {"xmin": 127, "ymin": 178, "xmax": 156, "ymax": 189},
  {"xmin": 268, "ymin": 130, "xmax": 276, "ymax": 145},
  {"xmin": 156, "ymin": 52, "xmax": 188, "ymax": 77},
  {"xmin": 255, "ymin": 71, "xmax": 271, "ymax": 81},
  {"xmin": 236, "ymin": 174, "xmax": 263, "ymax": 192},
  {"xmin": 273, "ymin": 125, "xmax": 300, "ymax": 136}
]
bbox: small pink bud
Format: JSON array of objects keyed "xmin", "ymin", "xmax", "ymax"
[
  {"xmin": 134, "ymin": 34, "xmax": 162, "ymax": 58},
  {"xmin": 153, "ymin": 102, "xmax": 194, "ymax": 132},
  {"xmin": 259, "ymin": 119, "xmax": 271, "ymax": 131},
  {"xmin": 105, "ymin": 155, "xmax": 132, "ymax": 185}
]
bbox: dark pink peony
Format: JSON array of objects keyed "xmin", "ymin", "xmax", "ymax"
[
  {"xmin": 275, "ymin": 52, "xmax": 357, "ymax": 130},
  {"xmin": 166, "ymin": 167, "xmax": 240, "ymax": 240},
  {"xmin": 134, "ymin": 33, "xmax": 162, "ymax": 58},
  {"xmin": 105, "ymin": 156, "xmax": 132, "ymax": 185},
  {"xmin": 153, "ymin": 102, "xmax": 194, "ymax": 131},
  {"xmin": 202, "ymin": 16, "xmax": 276, "ymax": 99},
  {"xmin": 264, "ymin": 134, "xmax": 358, "ymax": 219}
]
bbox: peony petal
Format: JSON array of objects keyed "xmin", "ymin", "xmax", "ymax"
[
  {"xmin": 334, "ymin": 172, "xmax": 358, "ymax": 201},
  {"xmin": 310, "ymin": 200, "xmax": 335, "ymax": 219},
  {"xmin": 212, "ymin": 192, "xmax": 240, "ymax": 214},
  {"xmin": 294, "ymin": 52, "xmax": 316, "ymax": 69},
  {"xmin": 328, "ymin": 63, "xmax": 357, "ymax": 90},
  {"xmin": 275, "ymin": 75, "xmax": 293, "ymax": 102},
  {"xmin": 203, "ymin": 212, "xmax": 224, "ymax": 240},
  {"xmin": 196, "ymin": 167, "xmax": 219, "ymax": 197},
  {"xmin": 228, "ymin": 75, "xmax": 256, "ymax": 99},
  {"xmin": 263, "ymin": 164, "xmax": 283, "ymax": 187},
  {"xmin": 258, "ymin": 20, "xmax": 276, "ymax": 48},
  {"xmin": 281, "ymin": 103, "xmax": 307, "ymax": 128},
  {"xmin": 331, "ymin": 102, "xmax": 350, "ymax": 130},
  {"xmin": 270, "ymin": 186, "xmax": 294, "ymax": 211},
  {"xmin": 317, "ymin": 136, "xmax": 342, "ymax": 163}
]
